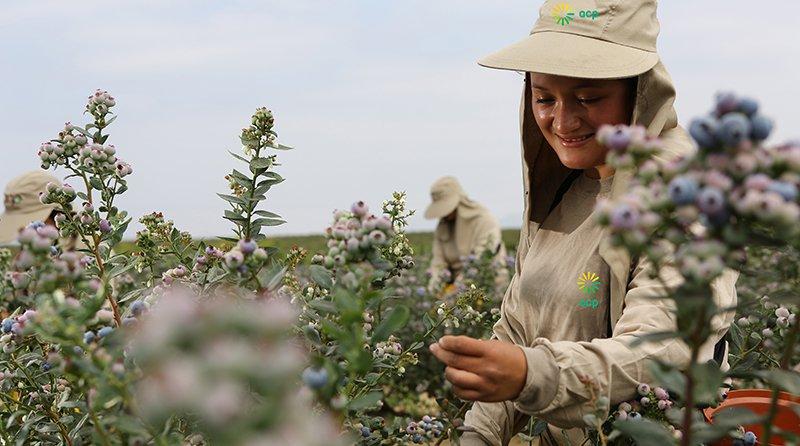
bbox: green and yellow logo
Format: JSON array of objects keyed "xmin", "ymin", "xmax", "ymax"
[
  {"xmin": 577, "ymin": 271, "xmax": 601, "ymax": 295},
  {"xmin": 577, "ymin": 271, "xmax": 601, "ymax": 309},
  {"xmin": 552, "ymin": 3, "xmax": 575, "ymax": 26},
  {"xmin": 551, "ymin": 3, "xmax": 600, "ymax": 26}
]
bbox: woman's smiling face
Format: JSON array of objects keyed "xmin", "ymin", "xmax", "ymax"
[{"xmin": 530, "ymin": 73, "xmax": 637, "ymax": 178}]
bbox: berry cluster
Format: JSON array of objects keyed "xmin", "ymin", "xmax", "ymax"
[
  {"xmin": 312, "ymin": 201, "xmax": 394, "ymax": 269},
  {"xmin": 222, "ymin": 239, "xmax": 268, "ymax": 273},
  {"xmin": 0, "ymin": 309, "xmax": 37, "ymax": 352},
  {"xmin": 86, "ymin": 89, "xmax": 116, "ymax": 118},
  {"xmin": 595, "ymin": 92, "xmax": 797, "ymax": 287},
  {"xmin": 404, "ymin": 415, "xmax": 444, "ymax": 444}
]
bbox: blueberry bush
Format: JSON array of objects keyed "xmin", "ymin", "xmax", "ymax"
[{"xmin": 1, "ymin": 89, "xmax": 799, "ymax": 446}]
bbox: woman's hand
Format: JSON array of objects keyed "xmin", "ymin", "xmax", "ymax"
[{"xmin": 429, "ymin": 335, "xmax": 527, "ymax": 402}]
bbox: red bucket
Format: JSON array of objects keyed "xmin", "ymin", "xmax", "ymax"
[{"xmin": 702, "ymin": 389, "xmax": 800, "ymax": 446}]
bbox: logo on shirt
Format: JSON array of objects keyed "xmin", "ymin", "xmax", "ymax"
[{"xmin": 577, "ymin": 271, "xmax": 601, "ymax": 309}]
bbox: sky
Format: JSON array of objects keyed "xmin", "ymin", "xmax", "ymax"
[{"xmin": 2, "ymin": 0, "xmax": 799, "ymax": 238}]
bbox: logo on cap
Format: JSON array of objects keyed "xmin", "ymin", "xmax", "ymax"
[
  {"xmin": 3, "ymin": 194, "xmax": 23, "ymax": 211},
  {"xmin": 552, "ymin": 3, "xmax": 575, "ymax": 26},
  {"xmin": 551, "ymin": 2, "xmax": 600, "ymax": 26}
]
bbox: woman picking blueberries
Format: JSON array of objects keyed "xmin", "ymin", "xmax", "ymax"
[{"xmin": 429, "ymin": 1, "xmax": 738, "ymax": 444}]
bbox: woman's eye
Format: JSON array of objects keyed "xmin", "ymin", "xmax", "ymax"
[
  {"xmin": 535, "ymin": 98, "xmax": 553, "ymax": 104},
  {"xmin": 578, "ymin": 97, "xmax": 600, "ymax": 104}
]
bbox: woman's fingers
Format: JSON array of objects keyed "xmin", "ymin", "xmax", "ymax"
[
  {"xmin": 445, "ymin": 366, "xmax": 483, "ymax": 390},
  {"xmin": 429, "ymin": 343, "xmax": 481, "ymax": 371},
  {"xmin": 438, "ymin": 335, "xmax": 486, "ymax": 356},
  {"xmin": 452, "ymin": 384, "xmax": 483, "ymax": 401}
]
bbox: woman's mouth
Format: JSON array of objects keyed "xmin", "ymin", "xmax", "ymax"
[{"xmin": 557, "ymin": 133, "xmax": 595, "ymax": 148}]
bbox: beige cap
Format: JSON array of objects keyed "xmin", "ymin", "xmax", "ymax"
[
  {"xmin": 424, "ymin": 176, "xmax": 465, "ymax": 220},
  {"xmin": 478, "ymin": 0, "xmax": 660, "ymax": 79},
  {"xmin": 0, "ymin": 170, "xmax": 60, "ymax": 244}
]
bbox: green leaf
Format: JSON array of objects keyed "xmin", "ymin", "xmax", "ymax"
[
  {"xmin": 308, "ymin": 265, "xmax": 333, "ymax": 289},
  {"xmin": 692, "ymin": 361, "xmax": 726, "ymax": 406},
  {"xmin": 371, "ymin": 305, "xmax": 410, "ymax": 343},
  {"xmin": 250, "ymin": 157, "xmax": 272, "ymax": 170},
  {"xmin": 650, "ymin": 360, "xmax": 686, "ymax": 400},
  {"xmin": 89, "ymin": 176, "xmax": 104, "ymax": 190},
  {"xmin": 107, "ymin": 261, "xmax": 136, "ymax": 279},
  {"xmin": 228, "ymin": 150, "xmax": 250, "ymax": 164},
  {"xmin": 254, "ymin": 210, "xmax": 282, "ymax": 219},
  {"xmin": 252, "ymin": 217, "xmax": 285, "ymax": 227},
  {"xmin": 217, "ymin": 193, "xmax": 245, "ymax": 205},
  {"xmin": 224, "ymin": 210, "xmax": 247, "ymax": 222},
  {"xmin": 757, "ymin": 369, "xmax": 800, "ymax": 394},
  {"xmin": 728, "ymin": 322, "xmax": 744, "ymax": 355},
  {"xmin": 274, "ymin": 143, "xmax": 293, "ymax": 150},
  {"xmin": 348, "ymin": 391, "xmax": 383, "ymax": 411},
  {"xmin": 612, "ymin": 418, "xmax": 675, "ymax": 446},
  {"xmin": 308, "ymin": 299, "xmax": 337, "ymax": 313}
]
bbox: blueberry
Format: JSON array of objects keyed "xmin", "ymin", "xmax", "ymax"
[
  {"xmin": 360, "ymin": 426, "xmax": 371, "ymax": 437},
  {"xmin": 689, "ymin": 116, "xmax": 720, "ymax": 150},
  {"xmin": 737, "ymin": 97, "xmax": 759, "ymax": 117},
  {"xmin": 715, "ymin": 92, "xmax": 739, "ymax": 116},
  {"xmin": 668, "ymin": 176, "xmax": 699, "ymax": 205},
  {"xmin": 130, "ymin": 301, "xmax": 146, "ymax": 317},
  {"xmin": 122, "ymin": 317, "xmax": 137, "ymax": 327},
  {"xmin": 743, "ymin": 431, "xmax": 756, "ymax": 446},
  {"xmin": 767, "ymin": 181, "xmax": 798, "ymax": 201},
  {"xmin": 610, "ymin": 204, "xmax": 640, "ymax": 230},
  {"xmin": 750, "ymin": 114, "xmax": 773, "ymax": 141},
  {"xmin": 606, "ymin": 128, "xmax": 632, "ymax": 151},
  {"xmin": 629, "ymin": 412, "xmax": 642, "ymax": 421},
  {"xmin": 41, "ymin": 362, "xmax": 51, "ymax": 372},
  {"xmin": 83, "ymin": 331, "xmax": 96, "ymax": 344},
  {"xmin": 719, "ymin": 113, "xmax": 751, "ymax": 148},
  {"xmin": 697, "ymin": 187, "xmax": 726, "ymax": 215},
  {"xmin": 1, "ymin": 318, "xmax": 13, "ymax": 333},
  {"xmin": 412, "ymin": 434, "xmax": 424, "ymax": 444},
  {"xmin": 97, "ymin": 326, "xmax": 114, "ymax": 338},
  {"xmin": 301, "ymin": 367, "xmax": 328, "ymax": 389}
]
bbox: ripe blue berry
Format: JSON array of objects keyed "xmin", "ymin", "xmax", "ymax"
[
  {"xmin": 737, "ymin": 97, "xmax": 759, "ymax": 117},
  {"xmin": 767, "ymin": 181, "xmax": 798, "ymax": 201},
  {"xmin": 1, "ymin": 318, "xmax": 13, "ymax": 333},
  {"xmin": 697, "ymin": 187, "xmax": 726, "ymax": 215},
  {"xmin": 743, "ymin": 431, "xmax": 756, "ymax": 446},
  {"xmin": 301, "ymin": 367, "xmax": 328, "ymax": 389},
  {"xmin": 83, "ymin": 331, "xmax": 96, "ymax": 344},
  {"xmin": 718, "ymin": 113, "xmax": 751, "ymax": 148},
  {"xmin": 689, "ymin": 116, "xmax": 719, "ymax": 150},
  {"xmin": 668, "ymin": 176, "xmax": 699, "ymax": 205},
  {"xmin": 360, "ymin": 426, "xmax": 371, "ymax": 438},
  {"xmin": 750, "ymin": 114, "xmax": 773, "ymax": 141},
  {"xmin": 97, "ymin": 326, "xmax": 114, "ymax": 338},
  {"xmin": 130, "ymin": 301, "xmax": 146, "ymax": 317}
]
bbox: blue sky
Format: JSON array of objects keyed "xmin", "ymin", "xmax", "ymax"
[{"xmin": 2, "ymin": 0, "xmax": 798, "ymax": 237}]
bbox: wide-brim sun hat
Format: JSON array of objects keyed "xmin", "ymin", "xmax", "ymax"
[
  {"xmin": 478, "ymin": 0, "xmax": 661, "ymax": 79},
  {"xmin": 0, "ymin": 170, "xmax": 60, "ymax": 244},
  {"xmin": 424, "ymin": 176, "xmax": 464, "ymax": 220}
]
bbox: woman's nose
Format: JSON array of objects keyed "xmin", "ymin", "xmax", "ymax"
[{"xmin": 552, "ymin": 102, "xmax": 582, "ymax": 134}]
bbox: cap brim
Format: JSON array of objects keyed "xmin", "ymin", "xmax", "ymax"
[
  {"xmin": 424, "ymin": 195, "xmax": 460, "ymax": 220},
  {"xmin": 478, "ymin": 31, "xmax": 659, "ymax": 79},
  {"xmin": 0, "ymin": 208, "xmax": 53, "ymax": 245}
]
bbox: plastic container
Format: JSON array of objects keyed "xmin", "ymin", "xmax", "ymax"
[{"xmin": 703, "ymin": 389, "xmax": 800, "ymax": 446}]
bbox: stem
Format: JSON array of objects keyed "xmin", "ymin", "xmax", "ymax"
[
  {"xmin": 680, "ymin": 307, "xmax": 705, "ymax": 446},
  {"xmin": 243, "ymin": 147, "xmax": 262, "ymax": 241},
  {"xmin": 762, "ymin": 318, "xmax": 800, "ymax": 445},
  {"xmin": 6, "ymin": 357, "xmax": 73, "ymax": 446},
  {"xmin": 88, "ymin": 395, "xmax": 112, "ymax": 446}
]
